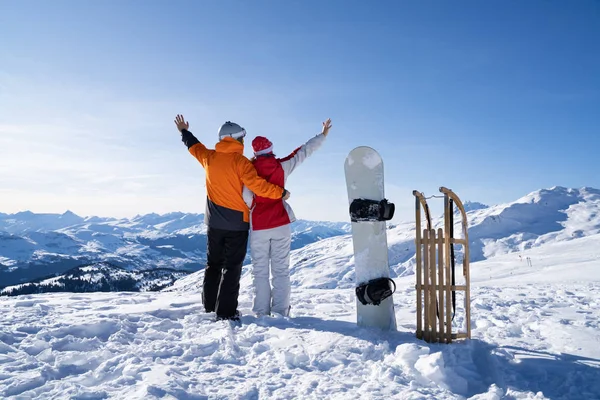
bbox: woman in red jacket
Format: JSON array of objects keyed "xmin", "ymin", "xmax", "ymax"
[{"xmin": 244, "ymin": 119, "xmax": 332, "ymax": 317}]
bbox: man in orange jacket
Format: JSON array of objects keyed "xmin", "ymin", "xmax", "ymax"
[{"xmin": 175, "ymin": 114, "xmax": 291, "ymax": 321}]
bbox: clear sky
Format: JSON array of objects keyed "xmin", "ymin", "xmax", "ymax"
[{"xmin": 1, "ymin": 0, "xmax": 599, "ymax": 223}]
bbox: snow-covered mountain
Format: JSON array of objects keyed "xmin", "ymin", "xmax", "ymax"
[
  {"xmin": 288, "ymin": 186, "xmax": 600, "ymax": 289},
  {"xmin": 1, "ymin": 217, "xmax": 599, "ymax": 399},
  {"xmin": 2, "ymin": 185, "xmax": 598, "ymax": 295},
  {"xmin": 0, "ymin": 212, "xmax": 350, "ymax": 289}
]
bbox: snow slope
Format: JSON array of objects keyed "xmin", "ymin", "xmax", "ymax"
[
  {"xmin": 289, "ymin": 186, "xmax": 600, "ymax": 289},
  {"xmin": 1, "ymin": 231, "xmax": 599, "ymax": 399}
]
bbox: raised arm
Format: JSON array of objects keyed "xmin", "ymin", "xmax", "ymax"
[
  {"xmin": 175, "ymin": 114, "xmax": 212, "ymax": 167},
  {"xmin": 279, "ymin": 118, "xmax": 332, "ymax": 176}
]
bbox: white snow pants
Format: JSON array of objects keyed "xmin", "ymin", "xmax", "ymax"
[{"xmin": 250, "ymin": 224, "xmax": 292, "ymax": 317}]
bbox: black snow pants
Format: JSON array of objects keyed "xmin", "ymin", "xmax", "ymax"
[{"xmin": 203, "ymin": 227, "xmax": 249, "ymax": 319}]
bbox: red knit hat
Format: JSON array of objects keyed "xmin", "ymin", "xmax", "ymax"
[{"xmin": 252, "ymin": 136, "xmax": 273, "ymax": 155}]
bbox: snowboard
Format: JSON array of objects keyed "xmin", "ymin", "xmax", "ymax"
[{"xmin": 344, "ymin": 146, "xmax": 397, "ymax": 330}]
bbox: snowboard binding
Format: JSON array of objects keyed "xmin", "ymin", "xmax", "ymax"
[
  {"xmin": 355, "ymin": 277, "xmax": 397, "ymax": 306},
  {"xmin": 350, "ymin": 198, "xmax": 395, "ymax": 222}
]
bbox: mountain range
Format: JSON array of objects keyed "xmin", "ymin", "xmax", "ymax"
[
  {"xmin": 0, "ymin": 212, "xmax": 349, "ymax": 291},
  {"xmin": 2, "ymin": 186, "xmax": 599, "ymax": 296}
]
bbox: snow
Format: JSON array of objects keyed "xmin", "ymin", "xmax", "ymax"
[
  {"xmin": 1, "ymin": 186, "xmax": 600, "ymax": 398},
  {"xmin": 1, "ymin": 232, "xmax": 599, "ymax": 399}
]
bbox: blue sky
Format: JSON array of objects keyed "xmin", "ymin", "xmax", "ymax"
[{"xmin": 1, "ymin": 1, "xmax": 599, "ymax": 222}]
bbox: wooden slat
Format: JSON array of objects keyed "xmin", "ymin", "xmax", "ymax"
[
  {"xmin": 415, "ymin": 198, "xmax": 422, "ymax": 340},
  {"xmin": 464, "ymin": 235, "xmax": 471, "ymax": 339},
  {"xmin": 429, "ymin": 229, "xmax": 437, "ymax": 342},
  {"xmin": 465, "ymin": 259, "xmax": 471, "ymax": 339},
  {"xmin": 437, "ymin": 227, "xmax": 444, "ymax": 343},
  {"xmin": 444, "ymin": 198, "xmax": 453, "ymax": 344},
  {"xmin": 450, "ymin": 238, "xmax": 468, "ymax": 245}
]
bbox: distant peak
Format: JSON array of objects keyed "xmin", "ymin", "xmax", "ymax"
[
  {"xmin": 462, "ymin": 201, "xmax": 489, "ymax": 212},
  {"xmin": 139, "ymin": 213, "xmax": 160, "ymax": 218},
  {"xmin": 548, "ymin": 185, "xmax": 569, "ymax": 191},
  {"xmin": 14, "ymin": 210, "xmax": 34, "ymax": 216},
  {"xmin": 520, "ymin": 186, "xmax": 579, "ymax": 201},
  {"xmin": 580, "ymin": 186, "xmax": 600, "ymax": 195}
]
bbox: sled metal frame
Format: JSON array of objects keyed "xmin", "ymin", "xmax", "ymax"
[{"xmin": 413, "ymin": 187, "xmax": 471, "ymax": 343}]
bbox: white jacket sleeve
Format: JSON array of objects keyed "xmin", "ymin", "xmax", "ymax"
[
  {"xmin": 280, "ymin": 133, "xmax": 326, "ymax": 178},
  {"xmin": 242, "ymin": 185, "xmax": 254, "ymax": 209}
]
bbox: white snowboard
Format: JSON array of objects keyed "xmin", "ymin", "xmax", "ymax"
[{"xmin": 344, "ymin": 146, "xmax": 396, "ymax": 330}]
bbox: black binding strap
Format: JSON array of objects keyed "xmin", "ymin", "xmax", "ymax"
[
  {"xmin": 449, "ymin": 198, "xmax": 456, "ymax": 320},
  {"xmin": 356, "ymin": 277, "xmax": 397, "ymax": 306},
  {"xmin": 350, "ymin": 199, "xmax": 395, "ymax": 222}
]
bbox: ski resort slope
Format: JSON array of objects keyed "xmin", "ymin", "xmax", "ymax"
[{"xmin": 1, "ymin": 234, "xmax": 599, "ymax": 399}]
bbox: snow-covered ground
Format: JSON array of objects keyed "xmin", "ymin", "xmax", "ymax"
[{"xmin": 1, "ymin": 232, "xmax": 599, "ymax": 399}]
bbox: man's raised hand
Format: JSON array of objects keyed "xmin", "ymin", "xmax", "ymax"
[{"xmin": 174, "ymin": 114, "xmax": 190, "ymax": 132}]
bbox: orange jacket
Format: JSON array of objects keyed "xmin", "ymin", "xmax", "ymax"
[{"xmin": 184, "ymin": 131, "xmax": 284, "ymax": 230}]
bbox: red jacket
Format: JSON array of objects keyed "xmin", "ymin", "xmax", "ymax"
[
  {"xmin": 251, "ymin": 155, "xmax": 290, "ymax": 230},
  {"xmin": 244, "ymin": 133, "xmax": 327, "ymax": 231}
]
